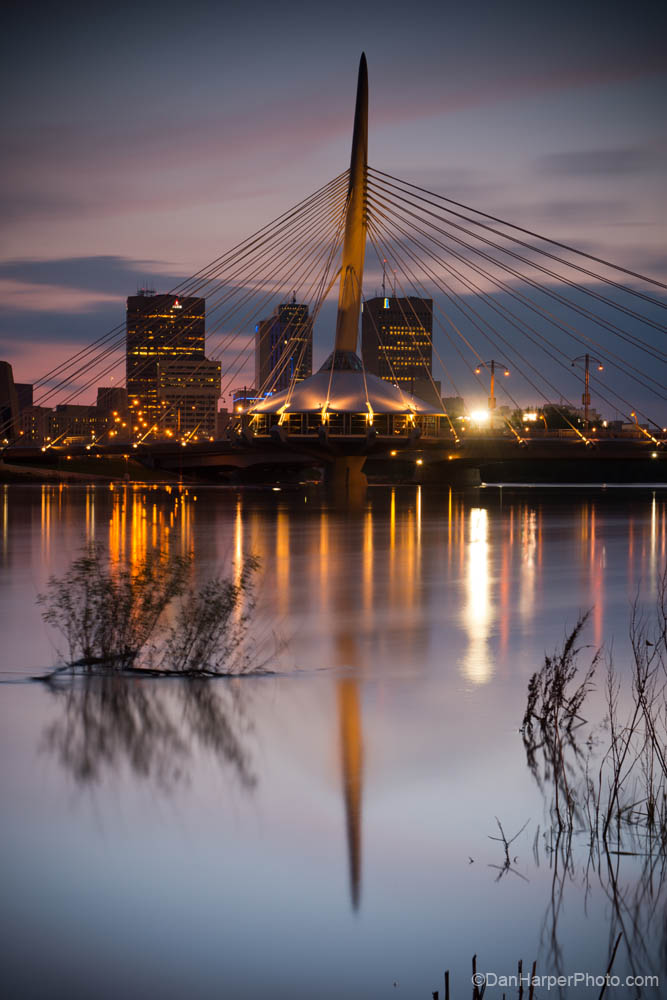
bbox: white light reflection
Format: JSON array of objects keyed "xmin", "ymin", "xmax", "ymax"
[
  {"xmin": 462, "ymin": 507, "xmax": 493, "ymax": 685},
  {"xmin": 650, "ymin": 493, "xmax": 657, "ymax": 593},
  {"xmin": 276, "ymin": 507, "xmax": 289, "ymax": 616},
  {"xmin": 85, "ymin": 486, "xmax": 95, "ymax": 542},
  {"xmin": 41, "ymin": 485, "xmax": 51, "ymax": 560},
  {"xmin": 519, "ymin": 508, "xmax": 536, "ymax": 622},
  {"xmin": 1, "ymin": 486, "xmax": 7, "ymax": 562},
  {"xmin": 234, "ymin": 497, "xmax": 244, "ymax": 587}
]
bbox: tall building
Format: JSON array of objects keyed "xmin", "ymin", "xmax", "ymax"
[
  {"xmin": 126, "ymin": 290, "xmax": 219, "ymax": 439},
  {"xmin": 361, "ymin": 296, "xmax": 433, "ymax": 392},
  {"xmin": 15, "ymin": 383, "xmax": 33, "ymax": 412},
  {"xmin": 0, "ymin": 361, "xmax": 19, "ymax": 440},
  {"xmin": 255, "ymin": 298, "xmax": 313, "ymax": 394}
]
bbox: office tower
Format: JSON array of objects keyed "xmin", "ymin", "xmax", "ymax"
[
  {"xmin": 255, "ymin": 298, "xmax": 313, "ymax": 394},
  {"xmin": 361, "ymin": 296, "xmax": 433, "ymax": 392},
  {"xmin": 125, "ymin": 290, "xmax": 219, "ymax": 439}
]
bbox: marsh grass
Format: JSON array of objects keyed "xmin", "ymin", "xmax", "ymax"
[
  {"xmin": 521, "ymin": 611, "xmax": 599, "ymax": 829},
  {"xmin": 37, "ymin": 544, "xmax": 263, "ymax": 676},
  {"xmin": 161, "ymin": 555, "xmax": 260, "ymax": 674},
  {"xmin": 520, "ymin": 574, "xmax": 667, "ymax": 989},
  {"xmin": 522, "ymin": 575, "xmax": 667, "ymax": 845}
]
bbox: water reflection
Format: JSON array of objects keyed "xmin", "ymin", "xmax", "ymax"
[
  {"xmin": 1, "ymin": 485, "xmax": 7, "ymax": 560},
  {"xmin": 650, "ymin": 492, "xmax": 658, "ymax": 588},
  {"xmin": 4, "ymin": 485, "xmax": 667, "ymax": 998},
  {"xmin": 533, "ymin": 815, "xmax": 667, "ymax": 994},
  {"xmin": 463, "ymin": 507, "xmax": 493, "ymax": 685},
  {"xmin": 519, "ymin": 505, "xmax": 537, "ymax": 624},
  {"xmin": 41, "ymin": 674, "xmax": 256, "ymax": 791},
  {"xmin": 107, "ymin": 485, "xmax": 198, "ymax": 566},
  {"xmin": 41, "ymin": 483, "xmax": 52, "ymax": 559},
  {"xmin": 333, "ymin": 570, "xmax": 366, "ymax": 912},
  {"xmin": 338, "ymin": 678, "xmax": 363, "ymax": 911},
  {"xmin": 522, "ymin": 616, "xmax": 667, "ymax": 992},
  {"xmin": 4, "ymin": 486, "xmax": 666, "ymax": 688}
]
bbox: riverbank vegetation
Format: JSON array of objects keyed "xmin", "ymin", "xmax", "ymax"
[
  {"xmin": 37, "ymin": 544, "xmax": 263, "ymax": 677},
  {"xmin": 519, "ymin": 576, "xmax": 667, "ymax": 987},
  {"xmin": 521, "ymin": 574, "xmax": 667, "ymax": 846}
]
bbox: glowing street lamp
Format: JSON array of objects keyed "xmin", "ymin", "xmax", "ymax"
[{"xmin": 473, "ymin": 360, "xmax": 510, "ymax": 413}]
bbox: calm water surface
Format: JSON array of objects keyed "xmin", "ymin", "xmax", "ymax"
[{"xmin": 1, "ymin": 483, "xmax": 666, "ymax": 999}]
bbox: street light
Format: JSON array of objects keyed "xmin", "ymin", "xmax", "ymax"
[
  {"xmin": 571, "ymin": 354, "xmax": 603, "ymax": 432},
  {"xmin": 473, "ymin": 360, "xmax": 510, "ymax": 413}
]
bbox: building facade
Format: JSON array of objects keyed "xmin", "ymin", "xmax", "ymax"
[
  {"xmin": 126, "ymin": 290, "xmax": 219, "ymax": 440},
  {"xmin": 361, "ymin": 296, "xmax": 433, "ymax": 392},
  {"xmin": 156, "ymin": 358, "xmax": 221, "ymax": 438},
  {"xmin": 255, "ymin": 299, "xmax": 313, "ymax": 394},
  {"xmin": 50, "ymin": 404, "xmax": 98, "ymax": 445},
  {"xmin": 231, "ymin": 386, "xmax": 262, "ymax": 413},
  {"xmin": 0, "ymin": 361, "xmax": 19, "ymax": 441},
  {"xmin": 15, "ymin": 383, "xmax": 33, "ymax": 412},
  {"xmin": 20, "ymin": 406, "xmax": 51, "ymax": 443},
  {"xmin": 95, "ymin": 386, "xmax": 130, "ymax": 443}
]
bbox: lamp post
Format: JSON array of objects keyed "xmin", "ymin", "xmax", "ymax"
[
  {"xmin": 474, "ymin": 360, "xmax": 510, "ymax": 413},
  {"xmin": 572, "ymin": 354, "xmax": 603, "ymax": 432}
]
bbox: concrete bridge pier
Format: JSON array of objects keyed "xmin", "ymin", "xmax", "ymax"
[
  {"xmin": 414, "ymin": 460, "xmax": 481, "ymax": 487},
  {"xmin": 324, "ymin": 455, "xmax": 368, "ymax": 498}
]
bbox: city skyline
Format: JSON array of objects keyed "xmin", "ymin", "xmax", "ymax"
[{"xmin": 2, "ymin": 1, "xmax": 666, "ymax": 417}]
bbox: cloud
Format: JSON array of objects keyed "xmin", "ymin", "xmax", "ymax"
[
  {"xmin": 622, "ymin": 249, "xmax": 667, "ymax": 282},
  {"xmin": 0, "ymin": 303, "xmax": 124, "ymax": 352},
  {"xmin": 536, "ymin": 199, "xmax": 629, "ymax": 222},
  {"xmin": 537, "ymin": 146, "xmax": 658, "ymax": 177},
  {"xmin": 4, "ymin": 56, "xmax": 664, "ymax": 231},
  {"xmin": 0, "ymin": 256, "xmax": 183, "ymax": 302},
  {"xmin": 370, "ymin": 167, "xmax": 506, "ymax": 206},
  {"xmin": 0, "ymin": 280, "xmax": 121, "ymax": 314}
]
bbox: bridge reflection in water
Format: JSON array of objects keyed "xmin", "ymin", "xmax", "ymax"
[{"xmin": 9, "ymin": 483, "xmax": 667, "ymax": 912}]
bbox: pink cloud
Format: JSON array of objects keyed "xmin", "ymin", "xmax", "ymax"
[{"xmin": 0, "ymin": 279, "xmax": 123, "ymax": 314}]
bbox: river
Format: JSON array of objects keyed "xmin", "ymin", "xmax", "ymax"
[{"xmin": 1, "ymin": 482, "xmax": 665, "ymax": 998}]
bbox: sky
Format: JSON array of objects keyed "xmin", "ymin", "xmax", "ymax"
[{"xmin": 1, "ymin": 0, "xmax": 666, "ymax": 418}]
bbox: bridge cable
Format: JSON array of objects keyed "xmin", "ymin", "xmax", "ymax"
[
  {"xmin": 369, "ymin": 167, "xmax": 667, "ymax": 302},
  {"xmin": 367, "ymin": 188, "xmax": 667, "ymax": 427},
  {"xmin": 367, "ymin": 181, "xmax": 667, "ymax": 389}
]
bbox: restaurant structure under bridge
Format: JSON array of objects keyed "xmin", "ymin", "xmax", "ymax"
[{"xmin": 244, "ymin": 349, "xmax": 446, "ymax": 441}]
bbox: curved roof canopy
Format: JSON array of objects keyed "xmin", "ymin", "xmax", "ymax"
[{"xmin": 248, "ymin": 352, "xmax": 443, "ymax": 416}]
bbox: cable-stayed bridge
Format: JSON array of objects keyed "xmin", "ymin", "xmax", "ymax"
[{"xmin": 4, "ymin": 55, "xmax": 666, "ymax": 486}]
